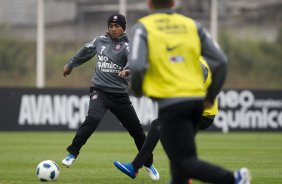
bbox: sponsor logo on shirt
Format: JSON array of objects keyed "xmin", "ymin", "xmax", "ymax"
[
  {"xmin": 169, "ymin": 56, "xmax": 184, "ymax": 63},
  {"xmin": 97, "ymin": 55, "xmax": 122, "ymax": 73}
]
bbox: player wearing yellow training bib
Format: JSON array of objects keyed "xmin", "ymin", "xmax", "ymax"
[
  {"xmin": 115, "ymin": 0, "xmax": 250, "ymax": 183},
  {"xmin": 114, "ymin": 57, "xmax": 219, "ymax": 181}
]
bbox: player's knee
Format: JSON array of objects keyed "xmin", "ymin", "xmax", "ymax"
[{"xmin": 177, "ymin": 156, "xmax": 198, "ymax": 174}]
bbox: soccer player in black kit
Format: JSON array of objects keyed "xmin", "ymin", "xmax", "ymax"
[{"xmin": 61, "ymin": 13, "xmax": 159, "ymax": 180}]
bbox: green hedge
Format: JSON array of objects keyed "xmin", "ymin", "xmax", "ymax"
[
  {"xmin": 220, "ymin": 28, "xmax": 282, "ymax": 89},
  {"xmin": 1, "ymin": 29, "xmax": 282, "ymax": 89}
]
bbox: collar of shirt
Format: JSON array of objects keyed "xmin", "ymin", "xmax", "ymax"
[
  {"xmin": 106, "ymin": 32, "xmax": 128, "ymax": 42},
  {"xmin": 153, "ymin": 9, "xmax": 175, "ymax": 14}
]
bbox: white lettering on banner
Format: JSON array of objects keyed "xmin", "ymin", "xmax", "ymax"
[
  {"xmin": 53, "ymin": 95, "xmax": 67, "ymax": 125},
  {"xmin": 18, "ymin": 95, "xmax": 89, "ymax": 129},
  {"xmin": 17, "ymin": 91, "xmax": 282, "ymax": 132},
  {"xmin": 215, "ymin": 90, "xmax": 282, "ymax": 133},
  {"xmin": 18, "ymin": 95, "xmax": 33, "ymax": 124},
  {"xmin": 130, "ymin": 96, "xmax": 158, "ymax": 125},
  {"xmin": 66, "ymin": 95, "xmax": 79, "ymax": 129},
  {"xmin": 219, "ymin": 90, "xmax": 254, "ymax": 109},
  {"xmin": 41, "ymin": 95, "xmax": 53, "ymax": 124},
  {"xmin": 18, "ymin": 94, "xmax": 157, "ymax": 129}
]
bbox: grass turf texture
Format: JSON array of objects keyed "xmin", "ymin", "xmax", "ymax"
[{"xmin": 0, "ymin": 132, "xmax": 281, "ymax": 184}]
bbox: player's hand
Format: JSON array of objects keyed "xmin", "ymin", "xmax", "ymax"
[
  {"xmin": 204, "ymin": 100, "xmax": 213, "ymax": 109},
  {"xmin": 118, "ymin": 69, "xmax": 130, "ymax": 78},
  {"xmin": 63, "ymin": 64, "xmax": 72, "ymax": 77}
]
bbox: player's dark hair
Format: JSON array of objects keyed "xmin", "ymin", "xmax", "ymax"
[{"xmin": 151, "ymin": 0, "xmax": 174, "ymax": 9}]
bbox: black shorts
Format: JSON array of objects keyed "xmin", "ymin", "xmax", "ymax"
[{"xmin": 199, "ymin": 115, "xmax": 215, "ymax": 130}]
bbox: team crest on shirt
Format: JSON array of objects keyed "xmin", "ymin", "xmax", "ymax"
[
  {"xmin": 90, "ymin": 91, "xmax": 98, "ymax": 100},
  {"xmin": 91, "ymin": 94, "xmax": 98, "ymax": 100},
  {"xmin": 114, "ymin": 43, "xmax": 122, "ymax": 51}
]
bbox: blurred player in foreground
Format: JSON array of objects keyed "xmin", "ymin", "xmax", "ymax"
[
  {"xmin": 62, "ymin": 13, "xmax": 159, "ymax": 180},
  {"xmin": 122, "ymin": 0, "xmax": 251, "ymax": 183},
  {"xmin": 114, "ymin": 58, "xmax": 217, "ymax": 184}
]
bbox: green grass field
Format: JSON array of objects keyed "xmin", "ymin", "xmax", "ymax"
[{"xmin": 0, "ymin": 131, "xmax": 282, "ymax": 184}]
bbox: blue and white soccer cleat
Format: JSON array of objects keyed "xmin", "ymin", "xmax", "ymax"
[
  {"xmin": 144, "ymin": 165, "xmax": 160, "ymax": 181},
  {"xmin": 113, "ymin": 161, "xmax": 137, "ymax": 179},
  {"xmin": 234, "ymin": 167, "xmax": 251, "ymax": 184},
  {"xmin": 62, "ymin": 154, "xmax": 76, "ymax": 167}
]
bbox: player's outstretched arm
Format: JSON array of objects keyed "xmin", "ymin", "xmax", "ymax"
[{"xmin": 63, "ymin": 37, "xmax": 97, "ymax": 77}]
